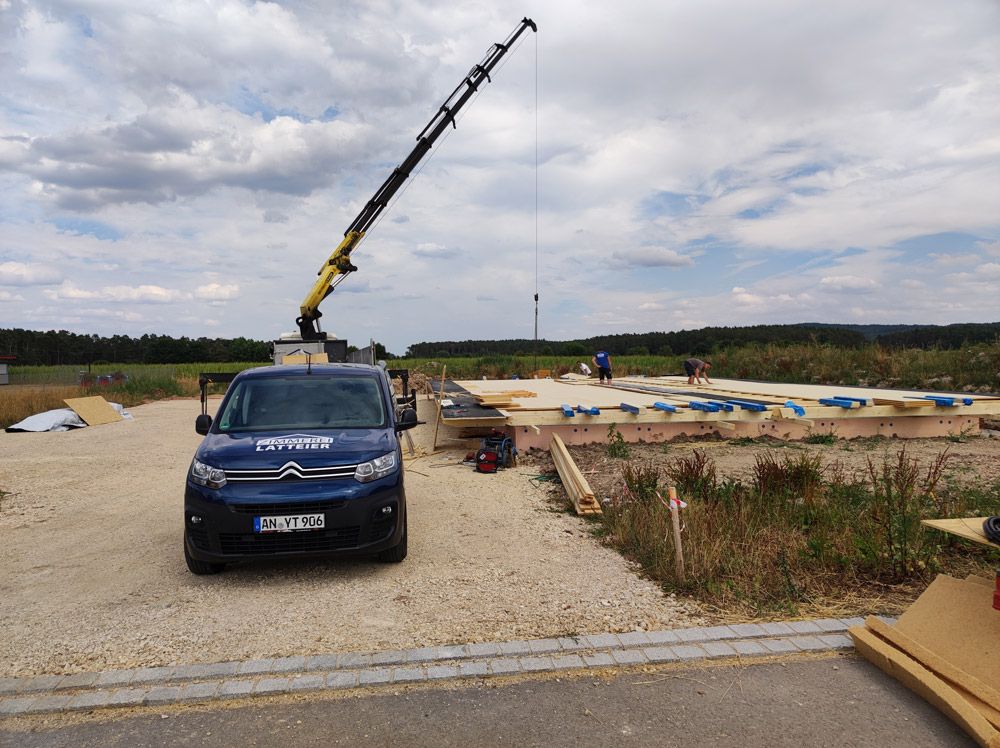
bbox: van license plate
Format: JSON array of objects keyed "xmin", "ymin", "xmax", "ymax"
[{"xmin": 254, "ymin": 514, "xmax": 325, "ymax": 533}]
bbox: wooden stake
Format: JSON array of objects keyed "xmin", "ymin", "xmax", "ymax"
[
  {"xmin": 668, "ymin": 486, "xmax": 685, "ymax": 582},
  {"xmin": 432, "ymin": 364, "xmax": 447, "ymax": 451}
]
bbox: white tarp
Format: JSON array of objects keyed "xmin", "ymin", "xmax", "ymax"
[{"xmin": 5, "ymin": 402, "xmax": 133, "ymax": 432}]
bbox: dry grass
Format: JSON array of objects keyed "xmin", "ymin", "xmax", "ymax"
[
  {"xmin": 0, "ymin": 385, "xmax": 85, "ymax": 428},
  {"xmin": 596, "ymin": 448, "xmax": 1000, "ymax": 618}
]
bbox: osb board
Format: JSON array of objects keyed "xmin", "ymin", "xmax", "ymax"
[
  {"xmin": 282, "ymin": 352, "xmax": 329, "ymax": 364},
  {"xmin": 922, "ymin": 518, "xmax": 999, "ymax": 549},
  {"xmin": 63, "ymin": 396, "xmax": 123, "ymax": 426},
  {"xmin": 455, "ymin": 378, "xmax": 666, "ymax": 410},
  {"xmin": 896, "ymin": 575, "xmax": 1000, "ymax": 689},
  {"xmin": 850, "ymin": 626, "xmax": 1000, "ymax": 748}
]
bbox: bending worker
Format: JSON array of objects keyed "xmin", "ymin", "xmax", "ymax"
[
  {"xmin": 592, "ymin": 350, "xmax": 613, "ymax": 384},
  {"xmin": 684, "ymin": 357, "xmax": 712, "ymax": 385}
]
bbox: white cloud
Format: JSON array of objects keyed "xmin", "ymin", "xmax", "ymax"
[
  {"xmin": 195, "ymin": 283, "xmax": 240, "ymax": 301},
  {"xmin": 0, "ymin": 290, "xmax": 25, "ymax": 302},
  {"xmin": 413, "ymin": 243, "xmax": 459, "ymax": 259},
  {"xmin": 613, "ymin": 247, "xmax": 694, "ymax": 267},
  {"xmin": 974, "ymin": 262, "xmax": 1000, "ymax": 279},
  {"xmin": 731, "ymin": 287, "xmax": 765, "ymax": 306},
  {"xmin": 819, "ymin": 275, "xmax": 879, "ymax": 291},
  {"xmin": 43, "ymin": 282, "xmax": 190, "ymax": 303},
  {"xmin": 0, "ymin": 262, "xmax": 61, "ymax": 286}
]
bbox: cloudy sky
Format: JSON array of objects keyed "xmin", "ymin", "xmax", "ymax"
[{"xmin": 2, "ymin": 0, "xmax": 999, "ymax": 354}]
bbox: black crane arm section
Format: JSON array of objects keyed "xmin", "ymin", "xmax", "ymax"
[{"xmin": 296, "ymin": 17, "xmax": 537, "ymax": 340}]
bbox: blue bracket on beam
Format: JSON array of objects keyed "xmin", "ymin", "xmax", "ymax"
[
  {"xmin": 653, "ymin": 401, "xmax": 678, "ymax": 413},
  {"xmin": 964, "ymin": 397, "xmax": 974, "ymax": 405},
  {"xmin": 785, "ymin": 400, "xmax": 806, "ymax": 417},
  {"xmin": 834, "ymin": 395, "xmax": 869, "ymax": 406},
  {"xmin": 688, "ymin": 401, "xmax": 721, "ymax": 412},
  {"xmin": 703, "ymin": 399, "xmax": 734, "ymax": 412},
  {"xmin": 619, "ymin": 402, "xmax": 641, "ymax": 415},
  {"xmin": 560, "ymin": 404, "xmax": 575, "ymax": 417},
  {"xmin": 726, "ymin": 399, "xmax": 768, "ymax": 412},
  {"xmin": 576, "ymin": 405, "xmax": 600, "ymax": 416},
  {"xmin": 819, "ymin": 398, "xmax": 857, "ymax": 409}
]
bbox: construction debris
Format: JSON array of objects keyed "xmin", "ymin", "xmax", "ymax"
[
  {"xmin": 63, "ymin": 395, "xmax": 123, "ymax": 426},
  {"xmin": 5, "ymin": 400, "xmax": 132, "ymax": 433},
  {"xmin": 850, "ymin": 574, "xmax": 1000, "ymax": 747},
  {"xmin": 549, "ymin": 433, "xmax": 601, "ymax": 515}
]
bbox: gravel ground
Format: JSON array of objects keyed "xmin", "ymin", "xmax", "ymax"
[{"xmin": 0, "ymin": 397, "xmax": 697, "ymax": 678}]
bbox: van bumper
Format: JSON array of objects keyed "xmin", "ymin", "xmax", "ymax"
[{"xmin": 184, "ymin": 478, "xmax": 405, "ymax": 563}]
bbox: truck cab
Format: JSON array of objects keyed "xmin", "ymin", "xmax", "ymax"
[{"xmin": 184, "ymin": 363, "xmax": 417, "ymax": 574}]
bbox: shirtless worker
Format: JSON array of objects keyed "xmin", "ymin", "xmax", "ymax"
[{"xmin": 684, "ymin": 357, "xmax": 712, "ymax": 385}]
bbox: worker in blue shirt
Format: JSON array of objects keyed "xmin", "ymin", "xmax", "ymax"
[{"xmin": 592, "ymin": 350, "xmax": 613, "ymax": 384}]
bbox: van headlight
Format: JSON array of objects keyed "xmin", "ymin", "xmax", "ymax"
[
  {"xmin": 190, "ymin": 459, "xmax": 227, "ymax": 489},
  {"xmin": 355, "ymin": 452, "xmax": 397, "ymax": 483}
]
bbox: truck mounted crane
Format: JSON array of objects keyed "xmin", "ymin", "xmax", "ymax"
[{"xmin": 290, "ymin": 16, "xmax": 537, "ymax": 347}]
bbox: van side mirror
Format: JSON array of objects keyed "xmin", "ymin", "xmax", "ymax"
[
  {"xmin": 395, "ymin": 408, "xmax": 419, "ymax": 431},
  {"xmin": 195, "ymin": 414, "xmax": 213, "ymax": 435}
]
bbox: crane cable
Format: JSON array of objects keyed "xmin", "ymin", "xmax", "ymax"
[{"xmin": 532, "ymin": 29, "xmax": 539, "ymax": 375}]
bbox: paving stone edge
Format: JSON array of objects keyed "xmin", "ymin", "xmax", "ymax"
[{"xmin": 0, "ymin": 617, "xmax": 884, "ymax": 716}]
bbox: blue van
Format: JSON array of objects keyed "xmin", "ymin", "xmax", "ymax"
[{"xmin": 184, "ymin": 364, "xmax": 418, "ymax": 574}]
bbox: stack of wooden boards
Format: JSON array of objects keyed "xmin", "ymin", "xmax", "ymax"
[
  {"xmin": 549, "ymin": 434, "xmax": 601, "ymax": 515},
  {"xmin": 849, "ymin": 574, "xmax": 1000, "ymax": 748},
  {"xmin": 473, "ymin": 390, "xmax": 537, "ymax": 410}
]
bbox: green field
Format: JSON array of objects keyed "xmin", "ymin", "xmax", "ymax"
[
  {"xmin": 3, "ymin": 343, "xmax": 998, "ymax": 428},
  {"xmin": 395, "ymin": 341, "xmax": 1000, "ymax": 391}
]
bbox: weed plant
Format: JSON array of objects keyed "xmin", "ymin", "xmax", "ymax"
[
  {"xmin": 599, "ymin": 447, "xmax": 1000, "ymax": 615},
  {"xmin": 606, "ymin": 424, "xmax": 630, "ymax": 459},
  {"xmin": 803, "ymin": 430, "xmax": 838, "ymax": 445}
]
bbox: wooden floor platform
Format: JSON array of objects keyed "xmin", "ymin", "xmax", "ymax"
[{"xmin": 438, "ymin": 376, "xmax": 1000, "ymax": 450}]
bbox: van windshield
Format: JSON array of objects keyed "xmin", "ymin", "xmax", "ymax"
[{"xmin": 216, "ymin": 376, "xmax": 386, "ymax": 432}]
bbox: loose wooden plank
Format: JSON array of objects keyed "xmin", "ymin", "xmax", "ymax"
[
  {"xmin": 922, "ymin": 519, "xmax": 998, "ymax": 549},
  {"xmin": 872, "ymin": 397, "xmax": 937, "ymax": 408},
  {"xmin": 63, "ymin": 396, "xmax": 123, "ymax": 426},
  {"xmin": 865, "ymin": 616, "xmax": 1000, "ymax": 717},
  {"xmin": 895, "ymin": 575, "xmax": 1000, "ymax": 688},
  {"xmin": 850, "ymin": 626, "xmax": 1000, "ymax": 748},
  {"xmin": 281, "ymin": 352, "xmax": 329, "ymax": 364},
  {"xmin": 549, "ymin": 434, "xmax": 601, "ymax": 515}
]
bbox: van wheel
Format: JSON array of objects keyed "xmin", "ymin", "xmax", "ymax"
[
  {"xmin": 377, "ymin": 513, "xmax": 407, "ymax": 563},
  {"xmin": 184, "ymin": 537, "xmax": 226, "ymax": 575}
]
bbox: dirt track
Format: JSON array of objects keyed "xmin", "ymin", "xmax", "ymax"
[{"xmin": 0, "ymin": 397, "xmax": 696, "ymax": 678}]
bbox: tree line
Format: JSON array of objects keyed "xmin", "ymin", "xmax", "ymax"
[
  {"xmin": 404, "ymin": 324, "xmax": 869, "ymax": 358},
  {"xmin": 3, "ymin": 321, "xmax": 997, "ymax": 366},
  {"xmin": 876, "ymin": 322, "xmax": 1000, "ymax": 349},
  {"xmin": 0, "ymin": 328, "xmax": 269, "ymax": 366}
]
